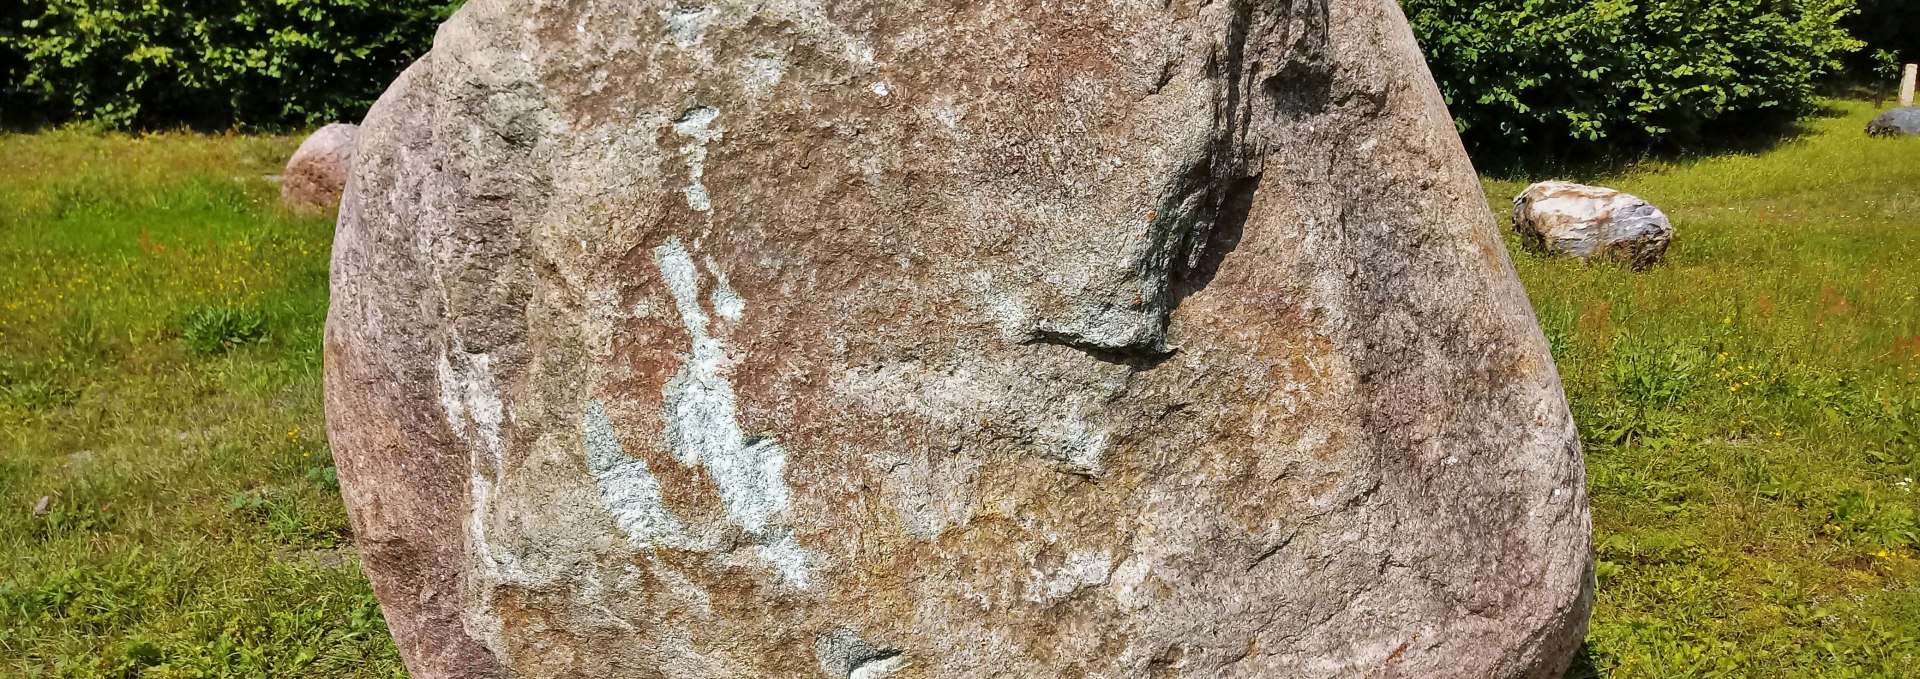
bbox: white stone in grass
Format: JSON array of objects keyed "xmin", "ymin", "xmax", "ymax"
[{"xmin": 1513, "ymin": 181, "xmax": 1673, "ymax": 269}]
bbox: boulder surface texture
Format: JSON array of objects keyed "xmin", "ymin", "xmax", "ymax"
[
  {"xmin": 1513, "ymin": 182, "xmax": 1672, "ymax": 269},
  {"xmin": 281, "ymin": 123, "xmax": 360, "ymax": 212},
  {"xmin": 1867, "ymin": 107, "xmax": 1920, "ymax": 137},
  {"xmin": 324, "ymin": 0, "xmax": 1593, "ymax": 677}
]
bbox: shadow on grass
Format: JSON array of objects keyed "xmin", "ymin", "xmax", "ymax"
[
  {"xmin": 1562, "ymin": 643, "xmax": 1608, "ymax": 679},
  {"xmin": 1470, "ymin": 102, "xmax": 1854, "ymax": 182}
]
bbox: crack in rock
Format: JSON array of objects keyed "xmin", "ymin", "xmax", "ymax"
[{"xmin": 815, "ymin": 629, "xmax": 906, "ymax": 678}]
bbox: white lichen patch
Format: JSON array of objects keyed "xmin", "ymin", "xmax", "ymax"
[
  {"xmin": 583, "ymin": 400, "xmax": 687, "ymax": 548},
  {"xmin": 437, "ymin": 349, "xmax": 505, "ymax": 462},
  {"xmin": 662, "ymin": 5, "xmax": 716, "ymax": 46},
  {"xmin": 754, "ymin": 529, "xmax": 814, "ymax": 588},
  {"xmin": 706, "ymin": 258, "xmax": 746, "ymax": 322},
  {"xmin": 742, "ymin": 54, "xmax": 788, "ymax": 98},
  {"xmin": 437, "ymin": 345, "xmax": 518, "ymax": 659},
  {"xmin": 1048, "ymin": 417, "xmax": 1108, "ymax": 474},
  {"xmin": 1026, "ymin": 549, "xmax": 1114, "ymax": 603},
  {"xmin": 850, "ymin": 655, "xmax": 907, "ymax": 679},
  {"xmin": 672, "ymin": 107, "xmax": 722, "ymax": 212},
  {"xmin": 651, "ymin": 238, "xmax": 815, "ymax": 585}
]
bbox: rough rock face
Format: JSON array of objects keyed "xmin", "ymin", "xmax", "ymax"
[
  {"xmin": 281, "ymin": 123, "xmax": 360, "ymax": 212},
  {"xmin": 324, "ymin": 0, "xmax": 1592, "ymax": 677},
  {"xmin": 1867, "ymin": 107, "xmax": 1920, "ymax": 137},
  {"xmin": 1513, "ymin": 182, "xmax": 1672, "ymax": 269}
]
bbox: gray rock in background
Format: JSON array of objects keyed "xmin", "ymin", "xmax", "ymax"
[
  {"xmin": 1514, "ymin": 182, "xmax": 1674, "ymax": 269},
  {"xmin": 280, "ymin": 123, "xmax": 359, "ymax": 213},
  {"xmin": 1867, "ymin": 107, "xmax": 1920, "ymax": 137},
  {"xmin": 325, "ymin": 0, "xmax": 1593, "ymax": 677}
]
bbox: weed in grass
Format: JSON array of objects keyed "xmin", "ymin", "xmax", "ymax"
[
  {"xmin": 0, "ymin": 380, "xmax": 79, "ymax": 411},
  {"xmin": 179, "ymin": 305, "xmax": 269, "ymax": 357}
]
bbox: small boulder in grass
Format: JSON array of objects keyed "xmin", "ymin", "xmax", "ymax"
[
  {"xmin": 1513, "ymin": 181, "xmax": 1673, "ymax": 269},
  {"xmin": 1867, "ymin": 107, "xmax": 1920, "ymax": 137},
  {"xmin": 281, "ymin": 123, "xmax": 360, "ymax": 213}
]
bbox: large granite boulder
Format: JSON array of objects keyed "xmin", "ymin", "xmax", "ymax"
[
  {"xmin": 281, "ymin": 123, "xmax": 359, "ymax": 212},
  {"xmin": 1867, "ymin": 107, "xmax": 1920, "ymax": 137},
  {"xmin": 325, "ymin": 0, "xmax": 1592, "ymax": 677},
  {"xmin": 1513, "ymin": 182, "xmax": 1673, "ymax": 269}
]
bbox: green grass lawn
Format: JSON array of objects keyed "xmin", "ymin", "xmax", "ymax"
[
  {"xmin": 0, "ymin": 131, "xmax": 403, "ymax": 677},
  {"xmin": 0, "ymin": 102, "xmax": 1916, "ymax": 678}
]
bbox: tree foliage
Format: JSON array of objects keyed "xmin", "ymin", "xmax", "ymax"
[
  {"xmin": 1401, "ymin": 0, "xmax": 1863, "ymax": 165},
  {"xmin": 0, "ymin": 0, "xmax": 1875, "ymax": 151},
  {"xmin": 0, "ymin": 0, "xmax": 460, "ymax": 130}
]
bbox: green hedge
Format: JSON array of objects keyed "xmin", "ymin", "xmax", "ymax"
[
  {"xmin": 1402, "ymin": 0, "xmax": 1863, "ymax": 166},
  {"xmin": 0, "ymin": 0, "xmax": 1875, "ymax": 159},
  {"xmin": 1, "ymin": 0, "xmax": 459, "ymax": 130}
]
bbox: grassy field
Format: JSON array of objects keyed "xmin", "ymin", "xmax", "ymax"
[
  {"xmin": 1505, "ymin": 101, "xmax": 1920, "ymax": 677},
  {"xmin": 0, "ymin": 101, "xmax": 1915, "ymax": 677},
  {"xmin": 0, "ymin": 132, "xmax": 402, "ymax": 677}
]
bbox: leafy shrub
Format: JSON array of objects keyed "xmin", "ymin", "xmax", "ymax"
[
  {"xmin": 180, "ymin": 305, "xmax": 268, "ymax": 356},
  {"xmin": 1, "ymin": 0, "xmax": 462, "ymax": 130},
  {"xmin": 1402, "ymin": 0, "xmax": 1863, "ymax": 166}
]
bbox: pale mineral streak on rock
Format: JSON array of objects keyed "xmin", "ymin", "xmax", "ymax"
[
  {"xmin": 672, "ymin": 107, "xmax": 722, "ymax": 212},
  {"xmin": 649, "ymin": 237, "xmax": 815, "ymax": 584},
  {"xmin": 582, "ymin": 399, "xmax": 687, "ymax": 548},
  {"xmin": 849, "ymin": 656, "xmax": 907, "ymax": 679},
  {"xmin": 434, "ymin": 345, "xmax": 518, "ymax": 606},
  {"xmin": 742, "ymin": 54, "xmax": 788, "ymax": 98},
  {"xmin": 653, "ymin": 239, "xmax": 792, "ymax": 528},
  {"xmin": 436, "ymin": 349, "xmax": 505, "ymax": 460},
  {"xmin": 661, "ymin": 5, "xmax": 716, "ymax": 46},
  {"xmin": 706, "ymin": 258, "xmax": 747, "ymax": 322},
  {"xmin": 753, "ymin": 529, "xmax": 816, "ymax": 587}
]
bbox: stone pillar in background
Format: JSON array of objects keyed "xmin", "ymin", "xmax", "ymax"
[
  {"xmin": 324, "ymin": 0, "xmax": 1594, "ymax": 677},
  {"xmin": 1901, "ymin": 64, "xmax": 1917, "ymax": 108}
]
